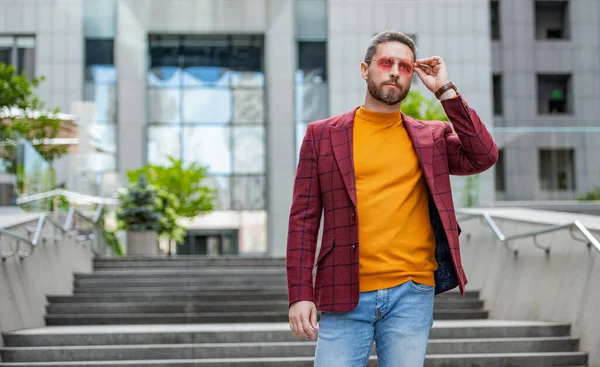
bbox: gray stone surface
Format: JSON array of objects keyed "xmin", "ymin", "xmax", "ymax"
[
  {"xmin": 458, "ymin": 209, "xmax": 600, "ymax": 365},
  {"xmin": 0, "ymin": 218, "xmax": 94, "ymax": 335}
]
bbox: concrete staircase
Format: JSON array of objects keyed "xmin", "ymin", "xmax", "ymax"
[{"xmin": 0, "ymin": 256, "xmax": 589, "ymax": 366}]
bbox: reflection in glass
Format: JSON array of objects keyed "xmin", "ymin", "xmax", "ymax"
[
  {"xmin": 202, "ymin": 175, "xmax": 230, "ymax": 210},
  {"xmin": 233, "ymin": 127, "xmax": 265, "ymax": 174},
  {"xmin": 231, "ymin": 71, "xmax": 265, "ymax": 87},
  {"xmin": 147, "ymin": 125, "xmax": 181, "ymax": 165},
  {"xmin": 295, "ymin": 122, "xmax": 309, "ymax": 161},
  {"xmin": 148, "ymin": 89, "xmax": 180, "ymax": 123},
  {"xmin": 0, "ymin": 47, "xmax": 11, "ymax": 65},
  {"xmin": 89, "ymin": 121, "xmax": 117, "ymax": 153},
  {"xmin": 183, "ymin": 126, "xmax": 231, "ymax": 174},
  {"xmin": 233, "ymin": 89, "xmax": 264, "ymax": 124},
  {"xmin": 148, "ymin": 67, "xmax": 181, "ymax": 88},
  {"xmin": 17, "ymin": 48, "xmax": 35, "ymax": 77},
  {"xmin": 84, "ymin": 83, "xmax": 117, "ymax": 121},
  {"xmin": 183, "ymin": 88, "xmax": 232, "ymax": 123},
  {"xmin": 297, "ymin": 82, "xmax": 328, "ymax": 123},
  {"xmin": 183, "ymin": 66, "xmax": 229, "ymax": 87},
  {"xmin": 232, "ymin": 175, "xmax": 266, "ymax": 210},
  {"xmin": 86, "ymin": 64, "xmax": 116, "ymax": 83}
]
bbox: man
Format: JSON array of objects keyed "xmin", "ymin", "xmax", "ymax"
[{"xmin": 286, "ymin": 31, "xmax": 498, "ymax": 366}]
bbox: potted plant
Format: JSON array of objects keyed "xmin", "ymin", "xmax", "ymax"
[{"xmin": 116, "ymin": 174, "xmax": 162, "ymax": 255}]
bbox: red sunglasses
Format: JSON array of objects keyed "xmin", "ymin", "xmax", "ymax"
[{"xmin": 368, "ymin": 56, "xmax": 415, "ymax": 76}]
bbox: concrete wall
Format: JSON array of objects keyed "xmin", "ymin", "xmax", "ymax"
[
  {"xmin": 459, "ymin": 209, "xmax": 600, "ymax": 365},
  {"xmin": 0, "ymin": 217, "xmax": 94, "ymax": 344},
  {"xmin": 492, "ymin": 0, "xmax": 600, "ymax": 200},
  {"xmin": 0, "ymin": 0, "xmax": 84, "ymax": 114}
]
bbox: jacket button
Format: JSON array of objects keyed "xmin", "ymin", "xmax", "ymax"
[
  {"xmin": 352, "ymin": 245, "xmax": 356, "ymax": 249},
  {"xmin": 351, "ymin": 212, "xmax": 355, "ymax": 217}
]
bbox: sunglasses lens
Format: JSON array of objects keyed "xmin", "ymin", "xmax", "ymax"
[
  {"xmin": 376, "ymin": 57, "xmax": 394, "ymax": 71},
  {"xmin": 398, "ymin": 60, "xmax": 414, "ymax": 75},
  {"xmin": 375, "ymin": 57, "xmax": 414, "ymax": 75}
]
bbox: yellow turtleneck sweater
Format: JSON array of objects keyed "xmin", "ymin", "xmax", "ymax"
[{"xmin": 353, "ymin": 106, "xmax": 437, "ymax": 292}]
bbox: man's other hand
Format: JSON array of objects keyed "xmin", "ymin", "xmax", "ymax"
[{"xmin": 289, "ymin": 300, "xmax": 319, "ymax": 340}]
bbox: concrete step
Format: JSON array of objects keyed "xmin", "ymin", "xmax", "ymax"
[
  {"xmin": 0, "ymin": 337, "xmax": 580, "ymax": 362},
  {"xmin": 1, "ymin": 321, "xmax": 573, "ymax": 347},
  {"xmin": 72, "ymin": 285, "xmax": 289, "ymax": 294},
  {"xmin": 47, "ymin": 292, "xmax": 290, "ymax": 304},
  {"xmin": 92, "ymin": 257, "xmax": 286, "ymax": 269},
  {"xmin": 0, "ymin": 352, "xmax": 589, "ymax": 366},
  {"xmin": 48, "ymin": 292, "xmax": 481, "ymax": 304},
  {"xmin": 45, "ymin": 309, "xmax": 488, "ymax": 326},
  {"xmin": 46, "ymin": 301, "xmax": 483, "ymax": 315},
  {"xmin": 75, "ymin": 269, "xmax": 287, "ymax": 279},
  {"xmin": 74, "ymin": 278, "xmax": 288, "ymax": 288}
]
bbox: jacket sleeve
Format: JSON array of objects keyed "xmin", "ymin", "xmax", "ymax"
[
  {"xmin": 440, "ymin": 94, "xmax": 499, "ymax": 175},
  {"xmin": 286, "ymin": 123, "xmax": 323, "ymax": 308}
]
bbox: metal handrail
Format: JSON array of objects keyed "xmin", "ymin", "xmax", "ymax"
[
  {"xmin": 457, "ymin": 211, "xmax": 600, "ymax": 256},
  {"xmin": 16, "ymin": 189, "xmax": 118, "ymax": 206},
  {"xmin": 1, "ymin": 192, "xmax": 114, "ymax": 261}
]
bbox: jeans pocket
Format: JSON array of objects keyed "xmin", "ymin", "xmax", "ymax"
[{"xmin": 409, "ymin": 280, "xmax": 434, "ymax": 294}]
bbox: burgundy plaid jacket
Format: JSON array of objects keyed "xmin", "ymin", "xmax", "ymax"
[{"xmin": 286, "ymin": 94, "xmax": 498, "ymax": 312}]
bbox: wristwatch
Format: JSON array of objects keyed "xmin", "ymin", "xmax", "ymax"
[{"xmin": 435, "ymin": 81, "xmax": 457, "ymax": 99}]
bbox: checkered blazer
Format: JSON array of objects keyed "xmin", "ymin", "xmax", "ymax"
[{"xmin": 286, "ymin": 94, "xmax": 498, "ymax": 312}]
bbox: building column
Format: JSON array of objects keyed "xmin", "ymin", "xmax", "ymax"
[
  {"xmin": 266, "ymin": 0, "xmax": 296, "ymax": 257},
  {"xmin": 116, "ymin": 1, "xmax": 147, "ymax": 180}
]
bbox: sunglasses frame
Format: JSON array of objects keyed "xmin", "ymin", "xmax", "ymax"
[{"xmin": 367, "ymin": 56, "xmax": 416, "ymax": 76}]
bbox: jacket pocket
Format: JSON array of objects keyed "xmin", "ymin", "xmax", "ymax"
[{"xmin": 316, "ymin": 235, "xmax": 334, "ymax": 264}]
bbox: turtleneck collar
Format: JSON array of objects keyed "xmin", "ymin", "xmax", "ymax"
[{"xmin": 356, "ymin": 105, "xmax": 403, "ymax": 126}]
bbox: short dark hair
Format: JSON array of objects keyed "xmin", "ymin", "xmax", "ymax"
[{"xmin": 364, "ymin": 31, "xmax": 417, "ymax": 63}]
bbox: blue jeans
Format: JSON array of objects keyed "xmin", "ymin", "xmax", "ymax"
[{"xmin": 314, "ymin": 280, "xmax": 434, "ymax": 367}]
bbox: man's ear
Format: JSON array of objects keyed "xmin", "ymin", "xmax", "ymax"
[{"xmin": 360, "ymin": 62, "xmax": 369, "ymax": 81}]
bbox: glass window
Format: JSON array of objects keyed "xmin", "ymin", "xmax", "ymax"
[
  {"xmin": 84, "ymin": 83, "xmax": 117, "ymax": 121},
  {"xmin": 231, "ymin": 71, "xmax": 264, "ymax": 88},
  {"xmin": 147, "ymin": 35, "xmax": 266, "ymax": 211},
  {"xmin": 537, "ymin": 74, "xmax": 572, "ymax": 114},
  {"xmin": 297, "ymin": 41, "xmax": 327, "ymax": 82},
  {"xmin": 495, "ymin": 149, "xmax": 505, "ymax": 192},
  {"xmin": 232, "ymin": 89, "xmax": 264, "ymax": 124},
  {"xmin": 490, "ymin": 1, "xmax": 500, "ymax": 40},
  {"xmin": 298, "ymin": 82, "xmax": 329, "ymax": 123},
  {"xmin": 183, "ymin": 66, "xmax": 230, "ymax": 87},
  {"xmin": 232, "ymin": 175, "xmax": 266, "ymax": 210},
  {"xmin": 0, "ymin": 36, "xmax": 35, "ymax": 76},
  {"xmin": 539, "ymin": 149, "xmax": 576, "ymax": 191},
  {"xmin": 203, "ymin": 175, "xmax": 231, "ymax": 210},
  {"xmin": 233, "ymin": 126, "xmax": 265, "ymax": 174},
  {"xmin": 147, "ymin": 125, "xmax": 181, "ymax": 165},
  {"xmin": 493, "ymin": 74, "xmax": 503, "ymax": 115},
  {"xmin": 89, "ymin": 121, "xmax": 117, "ymax": 153},
  {"xmin": 148, "ymin": 67, "xmax": 181, "ymax": 88},
  {"xmin": 148, "ymin": 89, "xmax": 181, "ymax": 123},
  {"xmin": 183, "ymin": 126, "xmax": 232, "ymax": 174},
  {"xmin": 182, "ymin": 88, "xmax": 232, "ymax": 124},
  {"xmin": 535, "ymin": 1, "xmax": 570, "ymax": 40}
]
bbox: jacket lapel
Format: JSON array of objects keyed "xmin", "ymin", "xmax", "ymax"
[
  {"xmin": 330, "ymin": 109, "xmax": 358, "ymax": 208},
  {"xmin": 402, "ymin": 113, "xmax": 435, "ymax": 192}
]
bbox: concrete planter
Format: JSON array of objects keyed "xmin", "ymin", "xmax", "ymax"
[{"xmin": 126, "ymin": 231, "xmax": 159, "ymax": 256}]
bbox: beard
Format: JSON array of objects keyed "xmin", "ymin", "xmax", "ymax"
[{"xmin": 367, "ymin": 78, "xmax": 409, "ymax": 105}]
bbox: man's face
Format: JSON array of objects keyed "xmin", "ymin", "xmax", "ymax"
[{"xmin": 361, "ymin": 42, "xmax": 414, "ymax": 105}]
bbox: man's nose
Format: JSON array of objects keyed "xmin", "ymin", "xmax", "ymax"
[{"xmin": 389, "ymin": 62, "xmax": 400, "ymax": 78}]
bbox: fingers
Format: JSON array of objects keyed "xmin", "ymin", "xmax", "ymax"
[
  {"xmin": 310, "ymin": 306, "xmax": 319, "ymax": 331},
  {"xmin": 415, "ymin": 64, "xmax": 433, "ymax": 76},
  {"xmin": 416, "ymin": 56, "xmax": 442, "ymax": 66},
  {"xmin": 289, "ymin": 305, "xmax": 318, "ymax": 340}
]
